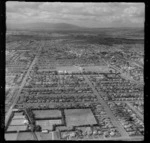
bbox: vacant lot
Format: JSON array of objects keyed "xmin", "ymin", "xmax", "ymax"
[
  {"xmin": 33, "ymin": 110, "xmax": 62, "ymax": 118},
  {"xmin": 64, "ymin": 109, "xmax": 97, "ymax": 127}
]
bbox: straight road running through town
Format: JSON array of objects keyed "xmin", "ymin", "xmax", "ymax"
[
  {"xmin": 82, "ymin": 73, "xmax": 130, "ymax": 139},
  {"xmin": 5, "ymin": 46, "xmax": 42, "ymax": 126}
]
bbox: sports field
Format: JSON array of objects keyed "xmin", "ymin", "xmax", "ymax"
[
  {"xmin": 35, "ymin": 132, "xmax": 53, "ymax": 140},
  {"xmin": 17, "ymin": 132, "xmax": 34, "ymax": 140},
  {"xmin": 5, "ymin": 133, "xmax": 18, "ymax": 140},
  {"xmin": 7, "ymin": 125, "xmax": 27, "ymax": 132},
  {"xmin": 64, "ymin": 109, "xmax": 97, "ymax": 127},
  {"xmin": 83, "ymin": 66, "xmax": 110, "ymax": 72},
  {"xmin": 36, "ymin": 119, "xmax": 62, "ymax": 130},
  {"xmin": 33, "ymin": 110, "xmax": 62, "ymax": 118}
]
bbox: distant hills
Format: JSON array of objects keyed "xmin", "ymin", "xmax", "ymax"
[
  {"xmin": 7, "ymin": 22, "xmax": 88, "ymax": 31},
  {"xmin": 7, "ymin": 22, "xmax": 144, "ymax": 32}
]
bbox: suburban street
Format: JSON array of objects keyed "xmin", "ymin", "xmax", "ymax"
[
  {"xmin": 82, "ymin": 73, "xmax": 130, "ymax": 139},
  {"xmin": 5, "ymin": 2, "xmax": 144, "ymax": 141},
  {"xmin": 125, "ymin": 101, "xmax": 143, "ymax": 120},
  {"xmin": 5, "ymin": 47, "xmax": 42, "ymax": 126}
]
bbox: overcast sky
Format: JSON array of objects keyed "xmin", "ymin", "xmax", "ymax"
[{"xmin": 6, "ymin": 2, "xmax": 145, "ymax": 28}]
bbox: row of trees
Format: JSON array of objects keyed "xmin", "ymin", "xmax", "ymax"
[{"xmin": 25, "ymin": 108, "xmax": 41, "ymax": 132}]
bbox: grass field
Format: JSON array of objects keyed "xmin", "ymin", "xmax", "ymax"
[
  {"xmin": 83, "ymin": 66, "xmax": 109, "ymax": 72},
  {"xmin": 35, "ymin": 132, "xmax": 53, "ymax": 140},
  {"xmin": 17, "ymin": 132, "xmax": 34, "ymax": 140},
  {"xmin": 5, "ymin": 133, "xmax": 18, "ymax": 140},
  {"xmin": 10, "ymin": 119, "xmax": 27, "ymax": 125},
  {"xmin": 7, "ymin": 125, "xmax": 27, "ymax": 132},
  {"xmin": 33, "ymin": 110, "xmax": 62, "ymax": 118},
  {"xmin": 56, "ymin": 66, "xmax": 80, "ymax": 72},
  {"xmin": 64, "ymin": 109, "xmax": 97, "ymax": 127},
  {"xmin": 36, "ymin": 119, "xmax": 62, "ymax": 130}
]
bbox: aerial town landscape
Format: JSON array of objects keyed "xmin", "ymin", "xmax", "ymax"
[{"xmin": 5, "ymin": 2, "xmax": 144, "ymax": 141}]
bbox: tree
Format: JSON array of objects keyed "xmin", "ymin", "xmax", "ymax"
[
  {"xmin": 35, "ymin": 125, "xmax": 42, "ymax": 131},
  {"xmin": 128, "ymin": 117, "xmax": 134, "ymax": 122},
  {"xmin": 26, "ymin": 108, "xmax": 35, "ymax": 125}
]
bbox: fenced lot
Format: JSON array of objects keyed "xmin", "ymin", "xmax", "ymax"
[
  {"xmin": 35, "ymin": 132, "xmax": 53, "ymax": 140},
  {"xmin": 36, "ymin": 119, "xmax": 62, "ymax": 130},
  {"xmin": 33, "ymin": 110, "xmax": 62, "ymax": 118},
  {"xmin": 5, "ymin": 133, "xmax": 18, "ymax": 140},
  {"xmin": 65, "ymin": 109, "xmax": 97, "ymax": 127},
  {"xmin": 17, "ymin": 132, "xmax": 34, "ymax": 140}
]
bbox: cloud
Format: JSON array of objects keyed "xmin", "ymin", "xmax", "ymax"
[{"xmin": 6, "ymin": 2, "xmax": 145, "ymax": 27}]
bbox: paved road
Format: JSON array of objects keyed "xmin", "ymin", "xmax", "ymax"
[
  {"xmin": 81, "ymin": 73, "xmax": 130, "ymax": 139},
  {"xmin": 108, "ymin": 65, "xmax": 144, "ymax": 86},
  {"xmin": 130, "ymin": 61, "xmax": 143, "ymax": 69},
  {"xmin": 52, "ymin": 132, "xmax": 54, "ymax": 140},
  {"xmin": 5, "ymin": 47, "xmax": 42, "ymax": 126},
  {"xmin": 5, "ymin": 57, "xmax": 37, "ymax": 125},
  {"xmin": 97, "ymin": 58, "xmax": 143, "ymax": 85},
  {"xmin": 125, "ymin": 101, "xmax": 143, "ymax": 120}
]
